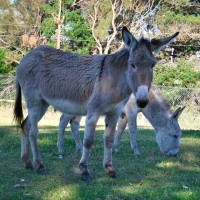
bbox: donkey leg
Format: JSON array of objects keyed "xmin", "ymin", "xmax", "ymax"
[
  {"xmin": 28, "ymin": 102, "xmax": 49, "ymax": 174},
  {"xmin": 70, "ymin": 116, "xmax": 83, "ymax": 152},
  {"xmin": 57, "ymin": 114, "xmax": 70, "ymax": 157},
  {"xmin": 21, "ymin": 117, "xmax": 33, "ymax": 170},
  {"xmin": 79, "ymin": 113, "xmax": 100, "ymax": 181},
  {"xmin": 103, "ymin": 111, "xmax": 119, "ymax": 178},
  {"xmin": 127, "ymin": 113, "xmax": 140, "ymax": 156},
  {"xmin": 114, "ymin": 113, "xmax": 128, "ymax": 153}
]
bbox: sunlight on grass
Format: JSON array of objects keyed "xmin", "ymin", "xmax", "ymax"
[
  {"xmin": 174, "ymin": 190, "xmax": 194, "ymax": 200},
  {"xmin": 181, "ymin": 152, "xmax": 198, "ymax": 162},
  {"xmin": 156, "ymin": 159, "xmax": 200, "ymax": 173},
  {"xmin": 43, "ymin": 185, "xmax": 77, "ymax": 200},
  {"xmin": 116, "ymin": 182, "xmax": 151, "ymax": 196},
  {"xmin": 156, "ymin": 161, "xmax": 182, "ymax": 168},
  {"xmin": 181, "ymin": 138, "xmax": 200, "ymax": 146}
]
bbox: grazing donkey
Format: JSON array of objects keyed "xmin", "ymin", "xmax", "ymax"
[
  {"xmin": 114, "ymin": 88, "xmax": 185, "ymax": 156},
  {"xmin": 57, "ymin": 88, "xmax": 184, "ymax": 158},
  {"xmin": 14, "ymin": 27, "xmax": 179, "ymax": 181},
  {"xmin": 57, "ymin": 115, "xmax": 82, "ymax": 157}
]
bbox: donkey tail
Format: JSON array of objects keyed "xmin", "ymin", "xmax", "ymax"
[{"xmin": 13, "ymin": 79, "xmax": 24, "ymax": 127}]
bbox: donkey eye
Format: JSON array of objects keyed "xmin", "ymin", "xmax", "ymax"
[
  {"xmin": 131, "ymin": 64, "xmax": 136, "ymax": 69},
  {"xmin": 173, "ymin": 135, "xmax": 178, "ymax": 139}
]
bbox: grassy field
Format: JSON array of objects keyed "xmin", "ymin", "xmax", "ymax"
[{"xmin": 0, "ymin": 119, "xmax": 200, "ymax": 200}]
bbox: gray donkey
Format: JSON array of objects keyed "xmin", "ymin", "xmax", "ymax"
[
  {"xmin": 57, "ymin": 88, "xmax": 184, "ymax": 158},
  {"xmin": 14, "ymin": 27, "xmax": 178, "ymax": 181},
  {"xmin": 114, "ymin": 88, "xmax": 185, "ymax": 156}
]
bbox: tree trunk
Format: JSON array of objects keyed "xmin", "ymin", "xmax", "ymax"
[{"xmin": 56, "ymin": 0, "xmax": 62, "ymax": 49}]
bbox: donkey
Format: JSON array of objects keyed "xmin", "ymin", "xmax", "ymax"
[
  {"xmin": 14, "ymin": 27, "xmax": 179, "ymax": 181},
  {"xmin": 114, "ymin": 88, "xmax": 185, "ymax": 156},
  {"xmin": 57, "ymin": 88, "xmax": 184, "ymax": 158}
]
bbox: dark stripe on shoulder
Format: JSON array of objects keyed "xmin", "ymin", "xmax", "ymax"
[{"xmin": 99, "ymin": 55, "xmax": 107, "ymax": 81}]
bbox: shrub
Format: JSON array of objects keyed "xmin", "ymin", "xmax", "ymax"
[
  {"xmin": 154, "ymin": 59, "xmax": 200, "ymax": 88},
  {"xmin": 0, "ymin": 49, "xmax": 13, "ymax": 74}
]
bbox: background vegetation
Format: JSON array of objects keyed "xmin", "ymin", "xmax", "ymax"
[
  {"xmin": 0, "ymin": 0, "xmax": 199, "ymax": 87},
  {"xmin": 154, "ymin": 60, "xmax": 200, "ymax": 88}
]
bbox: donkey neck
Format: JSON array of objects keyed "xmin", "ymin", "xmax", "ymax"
[
  {"xmin": 142, "ymin": 89, "xmax": 172, "ymax": 130},
  {"xmin": 108, "ymin": 48, "xmax": 129, "ymax": 69},
  {"xmin": 100, "ymin": 49, "xmax": 131, "ymax": 100}
]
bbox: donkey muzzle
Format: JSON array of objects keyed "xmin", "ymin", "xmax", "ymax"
[
  {"xmin": 135, "ymin": 85, "xmax": 149, "ymax": 108},
  {"xmin": 165, "ymin": 148, "xmax": 179, "ymax": 157},
  {"xmin": 136, "ymin": 99, "xmax": 149, "ymax": 108}
]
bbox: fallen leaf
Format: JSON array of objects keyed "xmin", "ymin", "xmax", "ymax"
[{"xmin": 139, "ymin": 182, "xmax": 144, "ymax": 186}]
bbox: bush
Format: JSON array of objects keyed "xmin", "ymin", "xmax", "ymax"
[
  {"xmin": 0, "ymin": 49, "xmax": 13, "ymax": 75},
  {"xmin": 154, "ymin": 59, "xmax": 200, "ymax": 88}
]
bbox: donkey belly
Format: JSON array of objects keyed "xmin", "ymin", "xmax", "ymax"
[{"xmin": 44, "ymin": 98, "xmax": 87, "ymax": 116}]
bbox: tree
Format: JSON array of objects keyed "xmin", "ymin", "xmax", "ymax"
[
  {"xmin": 0, "ymin": 0, "xmax": 47, "ymax": 64},
  {"xmin": 40, "ymin": 0, "xmax": 94, "ymax": 53},
  {"xmin": 77, "ymin": 0, "xmax": 163, "ymax": 54}
]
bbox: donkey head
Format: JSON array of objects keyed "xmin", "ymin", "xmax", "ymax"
[
  {"xmin": 122, "ymin": 27, "xmax": 179, "ymax": 108},
  {"xmin": 156, "ymin": 107, "xmax": 185, "ymax": 156}
]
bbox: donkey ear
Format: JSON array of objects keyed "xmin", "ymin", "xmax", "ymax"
[
  {"xmin": 122, "ymin": 27, "xmax": 137, "ymax": 50},
  {"xmin": 172, "ymin": 106, "xmax": 186, "ymax": 120},
  {"xmin": 151, "ymin": 32, "xmax": 179, "ymax": 54}
]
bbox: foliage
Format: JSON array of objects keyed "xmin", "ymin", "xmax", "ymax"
[
  {"xmin": 154, "ymin": 60, "xmax": 200, "ymax": 88},
  {"xmin": 62, "ymin": 10, "xmax": 94, "ymax": 54},
  {"xmin": 155, "ymin": 0, "xmax": 200, "ymax": 55},
  {"xmin": 0, "ymin": 49, "xmax": 13, "ymax": 74},
  {"xmin": 40, "ymin": 0, "xmax": 94, "ymax": 53},
  {"xmin": 158, "ymin": 11, "xmax": 200, "ymax": 25},
  {"xmin": 40, "ymin": 0, "xmax": 61, "ymax": 43},
  {"xmin": 0, "ymin": 0, "xmax": 46, "ymax": 43}
]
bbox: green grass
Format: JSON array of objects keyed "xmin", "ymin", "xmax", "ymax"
[{"xmin": 0, "ymin": 123, "xmax": 199, "ymax": 200}]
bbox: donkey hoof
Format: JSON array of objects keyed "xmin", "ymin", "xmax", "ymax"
[
  {"xmin": 37, "ymin": 168, "xmax": 49, "ymax": 175},
  {"xmin": 105, "ymin": 164, "xmax": 116, "ymax": 178},
  {"xmin": 58, "ymin": 155, "xmax": 64, "ymax": 159},
  {"xmin": 25, "ymin": 162, "xmax": 33, "ymax": 170},
  {"xmin": 81, "ymin": 173, "xmax": 92, "ymax": 181},
  {"xmin": 108, "ymin": 171, "xmax": 116, "ymax": 178},
  {"xmin": 37, "ymin": 165, "xmax": 49, "ymax": 175},
  {"xmin": 134, "ymin": 151, "xmax": 141, "ymax": 156}
]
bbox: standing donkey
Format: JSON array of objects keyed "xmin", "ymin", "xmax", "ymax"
[
  {"xmin": 114, "ymin": 88, "xmax": 185, "ymax": 156},
  {"xmin": 14, "ymin": 27, "xmax": 179, "ymax": 180},
  {"xmin": 57, "ymin": 88, "xmax": 184, "ymax": 158}
]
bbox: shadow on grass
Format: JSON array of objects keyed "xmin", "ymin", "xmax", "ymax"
[{"xmin": 0, "ymin": 125, "xmax": 199, "ymax": 200}]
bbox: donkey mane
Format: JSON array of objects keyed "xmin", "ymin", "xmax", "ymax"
[{"xmin": 109, "ymin": 49, "xmax": 129, "ymax": 69}]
